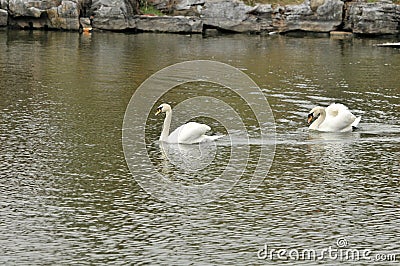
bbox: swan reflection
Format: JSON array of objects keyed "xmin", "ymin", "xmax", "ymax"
[
  {"xmin": 307, "ymin": 131, "xmax": 360, "ymax": 168},
  {"xmin": 158, "ymin": 141, "xmax": 218, "ymax": 173}
]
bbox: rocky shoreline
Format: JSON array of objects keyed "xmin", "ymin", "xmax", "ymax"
[{"xmin": 0, "ymin": 0, "xmax": 399, "ymax": 36}]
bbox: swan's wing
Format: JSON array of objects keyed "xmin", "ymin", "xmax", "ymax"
[
  {"xmin": 169, "ymin": 122, "xmax": 211, "ymax": 144},
  {"xmin": 325, "ymin": 103, "xmax": 348, "ymax": 118},
  {"xmin": 321, "ymin": 104, "xmax": 357, "ymax": 132}
]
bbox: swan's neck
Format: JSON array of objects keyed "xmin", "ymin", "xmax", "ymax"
[
  {"xmin": 160, "ymin": 110, "xmax": 171, "ymax": 142},
  {"xmin": 311, "ymin": 108, "xmax": 326, "ymax": 129}
]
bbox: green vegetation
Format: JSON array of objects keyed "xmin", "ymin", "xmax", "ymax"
[
  {"xmin": 140, "ymin": 5, "xmax": 164, "ymax": 16},
  {"xmin": 139, "ymin": 0, "xmax": 164, "ymax": 16}
]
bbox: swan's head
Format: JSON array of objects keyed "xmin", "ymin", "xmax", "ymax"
[
  {"xmin": 155, "ymin": 103, "xmax": 171, "ymax": 115},
  {"xmin": 307, "ymin": 107, "xmax": 323, "ymax": 124}
]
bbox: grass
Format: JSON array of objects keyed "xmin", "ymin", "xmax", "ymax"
[{"xmin": 140, "ymin": 5, "xmax": 164, "ymax": 16}]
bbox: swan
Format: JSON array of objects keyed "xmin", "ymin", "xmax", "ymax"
[
  {"xmin": 307, "ymin": 103, "xmax": 361, "ymax": 132},
  {"xmin": 155, "ymin": 103, "xmax": 223, "ymax": 144}
]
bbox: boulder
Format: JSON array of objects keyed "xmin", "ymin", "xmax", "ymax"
[
  {"xmin": 0, "ymin": 0, "xmax": 7, "ymax": 9},
  {"xmin": 200, "ymin": 0, "xmax": 266, "ymax": 32},
  {"xmin": 8, "ymin": 0, "xmax": 60, "ymax": 17},
  {"xmin": 7, "ymin": 0, "xmax": 80, "ymax": 30},
  {"xmin": 135, "ymin": 15, "xmax": 203, "ymax": 33},
  {"xmin": 91, "ymin": 0, "xmax": 136, "ymax": 30},
  {"xmin": 0, "ymin": 8, "xmax": 7, "ymax": 26},
  {"xmin": 48, "ymin": 1, "xmax": 80, "ymax": 30},
  {"xmin": 273, "ymin": 0, "xmax": 344, "ymax": 33},
  {"xmin": 80, "ymin": 17, "xmax": 91, "ymax": 28},
  {"xmin": 344, "ymin": 1, "xmax": 400, "ymax": 35}
]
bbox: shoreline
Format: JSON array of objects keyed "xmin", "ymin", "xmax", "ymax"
[{"xmin": 0, "ymin": 0, "xmax": 399, "ymax": 37}]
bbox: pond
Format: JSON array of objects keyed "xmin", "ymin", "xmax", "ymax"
[{"xmin": 0, "ymin": 30, "xmax": 399, "ymax": 265}]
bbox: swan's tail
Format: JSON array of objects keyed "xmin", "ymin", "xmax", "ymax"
[{"xmin": 351, "ymin": 116, "xmax": 361, "ymax": 130}]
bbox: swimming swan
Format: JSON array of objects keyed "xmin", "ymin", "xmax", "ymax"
[
  {"xmin": 155, "ymin": 103, "xmax": 223, "ymax": 144},
  {"xmin": 307, "ymin": 103, "xmax": 361, "ymax": 132}
]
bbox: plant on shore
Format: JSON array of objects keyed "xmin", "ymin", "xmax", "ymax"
[{"xmin": 139, "ymin": 0, "xmax": 164, "ymax": 16}]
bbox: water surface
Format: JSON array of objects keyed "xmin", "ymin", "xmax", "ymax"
[{"xmin": 0, "ymin": 30, "xmax": 399, "ymax": 265}]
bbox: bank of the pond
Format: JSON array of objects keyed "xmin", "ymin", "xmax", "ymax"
[{"xmin": 0, "ymin": 0, "xmax": 399, "ymax": 36}]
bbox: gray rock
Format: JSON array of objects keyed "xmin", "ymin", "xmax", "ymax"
[
  {"xmin": 0, "ymin": 0, "xmax": 7, "ymax": 10},
  {"xmin": 91, "ymin": 0, "xmax": 136, "ymax": 30},
  {"xmin": 7, "ymin": 0, "xmax": 80, "ymax": 30},
  {"xmin": 80, "ymin": 17, "xmax": 91, "ymax": 28},
  {"xmin": 8, "ymin": 0, "xmax": 60, "ymax": 17},
  {"xmin": 344, "ymin": 1, "xmax": 400, "ymax": 35},
  {"xmin": 27, "ymin": 6, "xmax": 44, "ymax": 18},
  {"xmin": 0, "ymin": 8, "xmax": 7, "ymax": 26},
  {"xmin": 175, "ymin": 0, "xmax": 205, "ymax": 11},
  {"xmin": 274, "ymin": 0, "xmax": 344, "ymax": 33},
  {"xmin": 53, "ymin": 0, "xmax": 80, "ymax": 30},
  {"xmin": 200, "ymin": 0, "xmax": 263, "ymax": 32},
  {"xmin": 135, "ymin": 15, "xmax": 203, "ymax": 33}
]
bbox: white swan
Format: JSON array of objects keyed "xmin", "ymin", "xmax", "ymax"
[
  {"xmin": 155, "ymin": 103, "xmax": 223, "ymax": 144},
  {"xmin": 307, "ymin": 103, "xmax": 361, "ymax": 132}
]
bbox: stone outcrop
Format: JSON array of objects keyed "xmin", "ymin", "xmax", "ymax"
[
  {"xmin": 0, "ymin": 0, "xmax": 399, "ymax": 35},
  {"xmin": 91, "ymin": 0, "xmax": 136, "ymax": 30},
  {"xmin": 0, "ymin": 8, "xmax": 7, "ymax": 27},
  {"xmin": 273, "ymin": 0, "xmax": 344, "ymax": 32},
  {"xmin": 199, "ymin": 0, "xmax": 343, "ymax": 33},
  {"xmin": 344, "ymin": 0, "xmax": 400, "ymax": 35},
  {"xmin": 7, "ymin": 0, "xmax": 81, "ymax": 30},
  {"xmin": 135, "ymin": 15, "xmax": 203, "ymax": 33},
  {"xmin": 201, "ymin": 0, "xmax": 262, "ymax": 32}
]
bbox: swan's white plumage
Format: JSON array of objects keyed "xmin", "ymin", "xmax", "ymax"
[
  {"xmin": 156, "ymin": 104, "xmax": 222, "ymax": 144},
  {"xmin": 308, "ymin": 103, "xmax": 361, "ymax": 132},
  {"xmin": 168, "ymin": 122, "xmax": 216, "ymax": 144}
]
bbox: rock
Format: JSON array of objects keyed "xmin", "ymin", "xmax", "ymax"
[
  {"xmin": 48, "ymin": 0, "xmax": 80, "ymax": 30},
  {"xmin": 80, "ymin": 17, "xmax": 91, "ymax": 28},
  {"xmin": 135, "ymin": 15, "xmax": 203, "ymax": 33},
  {"xmin": 91, "ymin": 0, "xmax": 136, "ymax": 30},
  {"xmin": 0, "ymin": 8, "xmax": 7, "ymax": 26},
  {"xmin": 310, "ymin": 0, "xmax": 325, "ymax": 12},
  {"xmin": 8, "ymin": 0, "xmax": 60, "ymax": 17},
  {"xmin": 147, "ymin": 0, "xmax": 170, "ymax": 12},
  {"xmin": 7, "ymin": 0, "xmax": 80, "ymax": 30},
  {"xmin": 273, "ymin": 0, "xmax": 344, "ymax": 33},
  {"xmin": 344, "ymin": 1, "xmax": 400, "ymax": 35},
  {"xmin": 330, "ymin": 30, "xmax": 353, "ymax": 39},
  {"xmin": 200, "ymin": 0, "xmax": 265, "ymax": 32},
  {"xmin": 175, "ymin": 0, "xmax": 205, "ymax": 11},
  {"xmin": 0, "ymin": 0, "xmax": 7, "ymax": 9}
]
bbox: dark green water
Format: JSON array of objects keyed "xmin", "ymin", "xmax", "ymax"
[{"xmin": 1, "ymin": 30, "xmax": 399, "ymax": 265}]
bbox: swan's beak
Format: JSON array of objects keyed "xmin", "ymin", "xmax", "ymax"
[
  {"xmin": 155, "ymin": 107, "xmax": 162, "ymax": 115},
  {"xmin": 307, "ymin": 113, "xmax": 313, "ymax": 124}
]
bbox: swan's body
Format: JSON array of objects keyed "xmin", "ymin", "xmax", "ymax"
[
  {"xmin": 307, "ymin": 103, "xmax": 361, "ymax": 132},
  {"xmin": 156, "ymin": 103, "xmax": 222, "ymax": 144}
]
